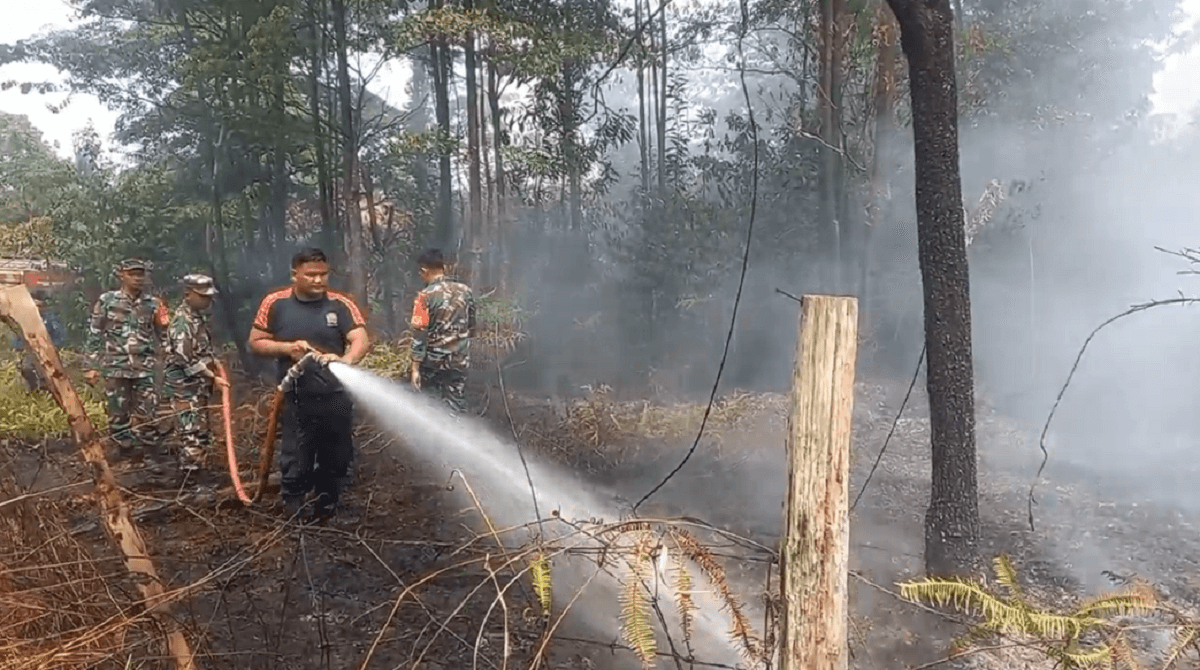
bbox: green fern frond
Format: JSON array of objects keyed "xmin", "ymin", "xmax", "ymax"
[
  {"xmin": 1163, "ymin": 625, "xmax": 1200, "ymax": 669},
  {"xmin": 529, "ymin": 552, "xmax": 552, "ymax": 615},
  {"xmin": 670, "ymin": 551, "xmax": 697, "ymax": 647},
  {"xmin": 619, "ymin": 534, "xmax": 657, "ymax": 669}
]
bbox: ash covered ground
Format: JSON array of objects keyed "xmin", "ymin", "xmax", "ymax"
[{"xmin": 3, "ymin": 362, "xmax": 1199, "ymax": 670}]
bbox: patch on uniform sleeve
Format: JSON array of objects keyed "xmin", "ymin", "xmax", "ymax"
[
  {"xmin": 154, "ymin": 297, "xmax": 170, "ymax": 328},
  {"xmin": 326, "ymin": 311, "xmax": 339, "ymax": 327}
]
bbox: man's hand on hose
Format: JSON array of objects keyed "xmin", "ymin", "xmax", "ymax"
[
  {"xmin": 214, "ymin": 375, "xmax": 231, "ymax": 389},
  {"xmin": 286, "ymin": 340, "xmax": 315, "ymax": 361},
  {"xmin": 410, "ymin": 363, "xmax": 421, "ymax": 390},
  {"xmin": 314, "ymin": 352, "xmax": 342, "ymax": 366}
]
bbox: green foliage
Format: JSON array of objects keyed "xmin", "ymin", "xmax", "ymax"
[
  {"xmin": 475, "ymin": 293, "xmax": 526, "ymax": 328},
  {"xmin": 0, "ymin": 350, "xmax": 107, "ymax": 438},
  {"xmin": 0, "ymin": 113, "xmax": 76, "ymax": 225},
  {"xmin": 393, "ymin": 6, "xmax": 614, "ymax": 80}
]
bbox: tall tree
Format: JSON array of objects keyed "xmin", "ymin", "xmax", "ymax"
[
  {"xmin": 863, "ymin": 2, "xmax": 899, "ymax": 337},
  {"xmin": 885, "ymin": 0, "xmax": 980, "ymax": 576},
  {"xmin": 817, "ymin": 0, "xmax": 848, "ymax": 290},
  {"xmin": 464, "ymin": 0, "xmax": 484, "ymax": 281},
  {"xmin": 332, "ymin": 0, "xmax": 369, "ymax": 308}
]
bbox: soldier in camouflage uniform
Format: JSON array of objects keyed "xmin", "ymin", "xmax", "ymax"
[
  {"xmin": 164, "ymin": 274, "xmax": 227, "ymax": 474},
  {"xmin": 409, "ymin": 249, "xmax": 475, "ymax": 413},
  {"xmin": 84, "ymin": 258, "xmax": 171, "ymax": 465}
]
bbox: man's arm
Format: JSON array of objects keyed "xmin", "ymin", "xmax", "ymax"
[
  {"xmin": 340, "ymin": 326, "xmax": 370, "ymax": 365},
  {"xmin": 466, "ymin": 290, "xmax": 476, "ymax": 334},
  {"xmin": 173, "ymin": 316, "xmax": 214, "ymax": 379},
  {"xmin": 153, "ymin": 297, "xmax": 170, "ymax": 353},
  {"xmin": 409, "ymin": 292, "xmax": 428, "ymax": 385},
  {"xmin": 248, "ymin": 326, "xmax": 312, "ymax": 359}
]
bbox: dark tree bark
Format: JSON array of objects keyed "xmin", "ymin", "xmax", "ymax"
[
  {"xmin": 863, "ymin": 2, "xmax": 899, "ymax": 342},
  {"xmin": 431, "ymin": 0, "xmax": 455, "ymax": 251},
  {"xmin": 657, "ymin": 0, "xmax": 667, "ymax": 196},
  {"xmin": 464, "ymin": 0, "xmax": 483, "ymax": 283},
  {"xmin": 306, "ymin": 0, "xmax": 335, "ymax": 253},
  {"xmin": 885, "ymin": 0, "xmax": 980, "ymax": 577},
  {"xmin": 332, "ymin": 0, "xmax": 368, "ymax": 309},
  {"xmin": 817, "ymin": 0, "xmax": 847, "ymax": 290}
]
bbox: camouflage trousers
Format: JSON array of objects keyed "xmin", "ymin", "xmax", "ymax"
[
  {"xmin": 418, "ymin": 365, "xmax": 468, "ymax": 413},
  {"xmin": 167, "ymin": 378, "xmax": 215, "ymax": 470},
  {"xmin": 103, "ymin": 376, "xmax": 160, "ymax": 457}
]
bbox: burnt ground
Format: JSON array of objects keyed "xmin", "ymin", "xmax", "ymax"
[{"xmin": 3, "ymin": 369, "xmax": 1200, "ymax": 670}]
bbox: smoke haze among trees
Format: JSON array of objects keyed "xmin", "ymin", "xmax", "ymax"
[{"xmin": 1, "ymin": 0, "xmax": 1199, "ymax": 513}]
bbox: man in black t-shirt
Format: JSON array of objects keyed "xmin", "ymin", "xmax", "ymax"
[{"xmin": 248, "ymin": 248, "xmax": 370, "ymax": 521}]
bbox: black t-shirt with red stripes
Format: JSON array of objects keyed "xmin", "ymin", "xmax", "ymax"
[{"xmin": 253, "ymin": 287, "xmax": 366, "ymax": 396}]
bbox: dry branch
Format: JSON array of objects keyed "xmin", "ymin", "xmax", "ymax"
[{"xmin": 0, "ymin": 284, "xmax": 197, "ymax": 670}]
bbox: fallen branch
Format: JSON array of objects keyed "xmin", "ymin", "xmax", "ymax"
[{"xmin": 0, "ymin": 284, "xmax": 197, "ymax": 670}]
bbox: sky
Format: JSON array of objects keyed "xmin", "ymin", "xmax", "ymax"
[{"xmin": 1, "ymin": 0, "xmax": 1199, "ymax": 159}]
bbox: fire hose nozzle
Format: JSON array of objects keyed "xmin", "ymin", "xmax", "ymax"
[{"xmin": 278, "ymin": 351, "xmax": 321, "ymax": 393}]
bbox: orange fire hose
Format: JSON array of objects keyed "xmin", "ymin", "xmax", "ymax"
[{"xmin": 214, "ymin": 362, "xmax": 251, "ymax": 504}]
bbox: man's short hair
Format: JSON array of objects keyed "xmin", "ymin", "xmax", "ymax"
[
  {"xmin": 417, "ymin": 248, "xmax": 445, "ymax": 270},
  {"xmin": 292, "ymin": 247, "xmax": 328, "ymax": 269}
]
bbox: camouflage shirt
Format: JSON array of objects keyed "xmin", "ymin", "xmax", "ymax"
[
  {"xmin": 85, "ymin": 289, "xmax": 170, "ymax": 378},
  {"xmin": 166, "ymin": 303, "xmax": 216, "ymax": 380},
  {"xmin": 411, "ymin": 275, "xmax": 475, "ymax": 371}
]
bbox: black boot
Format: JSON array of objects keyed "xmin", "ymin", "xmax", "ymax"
[{"xmin": 281, "ymin": 494, "xmax": 307, "ymax": 522}]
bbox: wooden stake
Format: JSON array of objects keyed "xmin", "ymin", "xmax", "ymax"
[
  {"xmin": 779, "ymin": 294, "xmax": 858, "ymax": 670},
  {"xmin": 0, "ymin": 284, "xmax": 197, "ymax": 670}
]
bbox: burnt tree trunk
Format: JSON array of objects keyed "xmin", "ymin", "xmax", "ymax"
[{"xmin": 885, "ymin": 0, "xmax": 980, "ymax": 577}]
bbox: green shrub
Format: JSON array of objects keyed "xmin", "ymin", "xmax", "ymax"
[{"xmin": 0, "ymin": 350, "xmax": 107, "ymax": 438}]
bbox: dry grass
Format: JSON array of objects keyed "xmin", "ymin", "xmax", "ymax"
[
  {"xmin": 561, "ymin": 386, "xmax": 786, "ymax": 449},
  {"xmin": 0, "ymin": 448, "xmax": 142, "ymax": 670}
]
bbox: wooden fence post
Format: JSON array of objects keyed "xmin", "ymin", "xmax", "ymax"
[
  {"xmin": 778, "ymin": 294, "xmax": 858, "ymax": 670},
  {"xmin": 0, "ymin": 284, "xmax": 197, "ymax": 670}
]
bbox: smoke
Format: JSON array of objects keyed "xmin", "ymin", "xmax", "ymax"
[{"xmin": 490, "ymin": 0, "xmax": 1200, "ymax": 595}]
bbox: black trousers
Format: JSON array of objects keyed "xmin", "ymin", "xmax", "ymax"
[{"xmin": 278, "ymin": 391, "xmax": 355, "ymax": 508}]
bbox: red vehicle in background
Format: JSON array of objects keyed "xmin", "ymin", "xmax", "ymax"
[{"xmin": 0, "ymin": 257, "xmax": 76, "ymax": 295}]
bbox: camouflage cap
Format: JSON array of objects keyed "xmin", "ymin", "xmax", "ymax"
[
  {"xmin": 181, "ymin": 273, "xmax": 218, "ymax": 296},
  {"xmin": 117, "ymin": 258, "xmax": 153, "ymax": 272}
]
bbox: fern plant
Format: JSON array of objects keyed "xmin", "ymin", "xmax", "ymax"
[
  {"xmin": 900, "ymin": 555, "xmax": 1156, "ymax": 669},
  {"xmin": 523, "ymin": 522, "xmax": 768, "ymax": 669},
  {"xmin": 619, "ymin": 531, "xmax": 658, "ymax": 669},
  {"xmin": 529, "ymin": 552, "xmax": 552, "ymax": 616}
]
